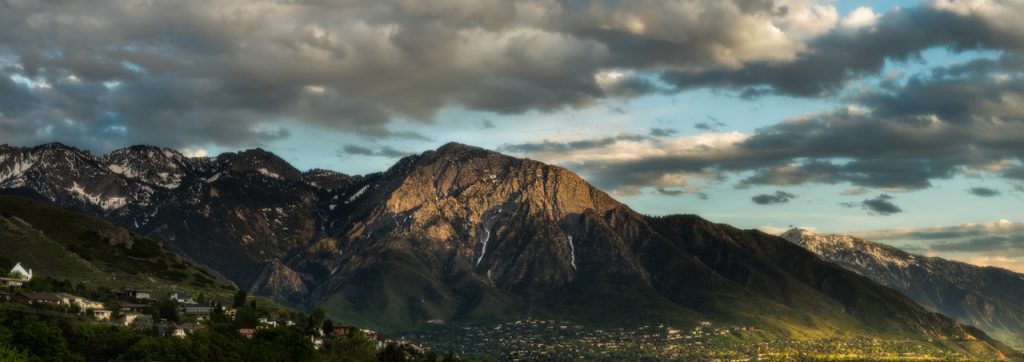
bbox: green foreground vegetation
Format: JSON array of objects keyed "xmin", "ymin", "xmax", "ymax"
[{"xmin": 0, "ymin": 278, "xmax": 469, "ymax": 362}]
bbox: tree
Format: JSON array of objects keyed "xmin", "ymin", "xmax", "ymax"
[
  {"xmin": 441, "ymin": 351, "xmax": 467, "ymax": 362},
  {"xmin": 0, "ymin": 345, "xmax": 29, "ymax": 362},
  {"xmin": 65, "ymin": 323, "xmax": 140, "ymax": 361},
  {"xmin": 9, "ymin": 318, "xmax": 81, "ymax": 361},
  {"xmin": 417, "ymin": 350, "xmax": 439, "ymax": 362},
  {"xmin": 321, "ymin": 319, "xmax": 334, "ymax": 339},
  {"xmin": 118, "ymin": 336, "xmax": 194, "ymax": 362},
  {"xmin": 159, "ymin": 299, "xmax": 181, "ymax": 323},
  {"xmin": 235, "ymin": 306, "xmax": 259, "ymax": 328},
  {"xmin": 307, "ymin": 308, "xmax": 326, "ymax": 336},
  {"xmin": 377, "ymin": 342, "xmax": 409, "ymax": 362},
  {"xmin": 322, "ymin": 329, "xmax": 377, "ymax": 362},
  {"xmin": 248, "ymin": 327, "xmax": 315, "ymax": 362},
  {"xmin": 232, "ymin": 290, "xmax": 247, "ymax": 309}
]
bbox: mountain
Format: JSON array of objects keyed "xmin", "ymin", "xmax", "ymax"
[
  {"xmin": 0, "ymin": 195, "xmax": 233, "ymax": 298},
  {"xmin": 0, "ymin": 142, "xmax": 1017, "ymax": 358},
  {"xmin": 1, "ymin": 143, "xmax": 329, "ymax": 303},
  {"xmin": 782, "ymin": 228, "xmax": 1024, "ymax": 347}
]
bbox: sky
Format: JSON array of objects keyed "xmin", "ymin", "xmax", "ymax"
[{"xmin": 2, "ymin": 0, "xmax": 1024, "ymax": 271}]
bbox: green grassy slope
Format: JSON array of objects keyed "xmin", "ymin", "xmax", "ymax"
[{"xmin": 0, "ymin": 196, "xmax": 276, "ymax": 307}]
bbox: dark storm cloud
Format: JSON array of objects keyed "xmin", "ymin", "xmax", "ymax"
[
  {"xmin": 842, "ymin": 194, "xmax": 902, "ymax": 215},
  {"xmin": 507, "ymin": 61, "xmax": 1024, "ymax": 194},
  {"xmin": 648, "ymin": 128, "xmax": 678, "ymax": 137},
  {"xmin": 751, "ymin": 191, "xmax": 796, "ymax": 205},
  {"xmin": 340, "ymin": 145, "xmax": 411, "ymax": 158},
  {"xmin": 660, "ymin": 4, "xmax": 1024, "ymax": 97},
  {"xmin": 655, "ymin": 188, "xmax": 686, "ymax": 196},
  {"xmin": 968, "ymin": 187, "xmax": 1002, "ymax": 197},
  {"xmin": 694, "ymin": 116, "xmax": 727, "ymax": 131},
  {"xmin": 4, "ymin": 0, "xmax": 1024, "ymax": 152}
]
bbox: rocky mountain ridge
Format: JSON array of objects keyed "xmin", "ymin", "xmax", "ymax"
[
  {"xmin": 0, "ymin": 142, "xmax": 1017, "ymax": 358},
  {"xmin": 782, "ymin": 228, "xmax": 1024, "ymax": 347}
]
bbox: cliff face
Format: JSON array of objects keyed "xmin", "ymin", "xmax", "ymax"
[{"xmin": 0, "ymin": 142, "xmax": 1017, "ymax": 359}]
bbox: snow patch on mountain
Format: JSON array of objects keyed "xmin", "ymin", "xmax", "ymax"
[
  {"xmin": 66, "ymin": 182, "xmax": 127, "ymax": 210},
  {"xmin": 476, "ymin": 228, "xmax": 490, "ymax": 267}
]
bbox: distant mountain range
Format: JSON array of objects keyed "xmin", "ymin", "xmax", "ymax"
[
  {"xmin": 0, "ymin": 142, "xmax": 1016, "ymax": 358},
  {"xmin": 782, "ymin": 228, "xmax": 1024, "ymax": 348}
]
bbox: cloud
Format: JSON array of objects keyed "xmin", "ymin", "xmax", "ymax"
[
  {"xmin": 649, "ymin": 128, "xmax": 678, "ymax": 137},
  {"xmin": 968, "ymin": 186, "xmax": 1002, "ymax": 197},
  {"xmin": 0, "ymin": 0, "xmax": 853, "ymax": 151},
  {"xmin": 504, "ymin": 57, "xmax": 1024, "ymax": 194},
  {"xmin": 853, "ymin": 218, "xmax": 1024, "ymax": 242},
  {"xmin": 861, "ymin": 194, "xmax": 903, "ymax": 215},
  {"xmin": 849, "ymin": 218, "xmax": 1024, "ymax": 272},
  {"xmin": 842, "ymin": 194, "xmax": 902, "ymax": 215},
  {"xmin": 179, "ymin": 148, "xmax": 209, "ymax": 158},
  {"xmin": 3, "ymin": 0, "xmax": 1024, "ymax": 152},
  {"xmin": 661, "ymin": 3, "xmax": 1024, "ymax": 97},
  {"xmin": 655, "ymin": 188, "xmax": 686, "ymax": 196},
  {"xmin": 840, "ymin": 187, "xmax": 868, "ymax": 196},
  {"xmin": 339, "ymin": 144, "xmax": 411, "ymax": 158},
  {"xmin": 752, "ymin": 191, "xmax": 797, "ymax": 205}
]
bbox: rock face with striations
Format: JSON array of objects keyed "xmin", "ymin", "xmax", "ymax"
[
  {"xmin": 0, "ymin": 142, "xmax": 1018, "ymax": 358},
  {"xmin": 782, "ymin": 228, "xmax": 1024, "ymax": 347}
]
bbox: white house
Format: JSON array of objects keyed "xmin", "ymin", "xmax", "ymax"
[
  {"xmin": 10, "ymin": 263, "xmax": 32, "ymax": 281},
  {"xmin": 91, "ymin": 309, "xmax": 113, "ymax": 321},
  {"xmin": 1, "ymin": 262, "xmax": 32, "ymax": 287},
  {"xmin": 168, "ymin": 292, "xmax": 195, "ymax": 304}
]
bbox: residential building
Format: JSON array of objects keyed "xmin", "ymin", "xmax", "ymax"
[
  {"xmin": 168, "ymin": 292, "xmax": 195, "ymax": 304},
  {"xmin": 91, "ymin": 309, "xmax": 113, "ymax": 321},
  {"xmin": 16, "ymin": 291, "xmax": 62, "ymax": 305},
  {"xmin": 1, "ymin": 262, "xmax": 32, "ymax": 287},
  {"xmin": 116, "ymin": 287, "xmax": 151, "ymax": 300},
  {"xmin": 181, "ymin": 303, "xmax": 212, "ymax": 320}
]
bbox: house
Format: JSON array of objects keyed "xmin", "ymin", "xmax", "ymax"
[
  {"xmin": 119, "ymin": 302, "xmax": 148, "ymax": 314},
  {"xmin": 90, "ymin": 309, "xmax": 112, "ymax": 321},
  {"xmin": 223, "ymin": 307, "xmax": 237, "ymax": 318},
  {"xmin": 180, "ymin": 323, "xmax": 204, "ymax": 335},
  {"xmin": 168, "ymin": 292, "xmax": 195, "ymax": 304},
  {"xmin": 257, "ymin": 316, "xmax": 278, "ymax": 328},
  {"xmin": 16, "ymin": 291, "xmax": 62, "ymax": 305},
  {"xmin": 57, "ymin": 293, "xmax": 104, "ymax": 312},
  {"xmin": 331, "ymin": 325, "xmax": 355, "ymax": 339},
  {"xmin": 180, "ymin": 303, "xmax": 212, "ymax": 320},
  {"xmin": 0, "ymin": 278, "xmax": 23, "ymax": 288},
  {"xmin": 160, "ymin": 322, "xmax": 204, "ymax": 338},
  {"xmin": 9, "ymin": 263, "xmax": 32, "ymax": 281},
  {"xmin": 118, "ymin": 313, "xmax": 153, "ymax": 328},
  {"xmin": 116, "ymin": 287, "xmax": 151, "ymax": 300},
  {"xmin": 0, "ymin": 262, "xmax": 32, "ymax": 287},
  {"xmin": 238, "ymin": 328, "xmax": 257, "ymax": 338}
]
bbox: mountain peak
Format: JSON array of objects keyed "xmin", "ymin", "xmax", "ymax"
[
  {"xmin": 780, "ymin": 228, "xmax": 815, "ymax": 242},
  {"xmin": 217, "ymin": 148, "xmax": 302, "ymax": 181},
  {"xmin": 430, "ymin": 142, "xmax": 500, "ymax": 160}
]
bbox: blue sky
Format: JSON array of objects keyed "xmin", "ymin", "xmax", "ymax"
[{"xmin": 3, "ymin": 0, "xmax": 1024, "ymax": 270}]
